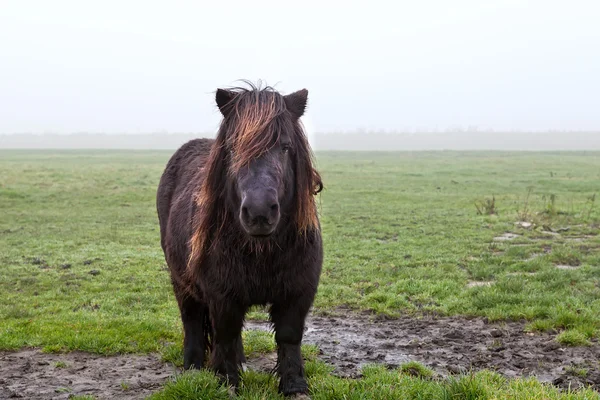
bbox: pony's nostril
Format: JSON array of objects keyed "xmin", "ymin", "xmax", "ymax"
[
  {"xmin": 241, "ymin": 206, "xmax": 249, "ymax": 220},
  {"xmin": 270, "ymin": 204, "xmax": 279, "ymax": 212}
]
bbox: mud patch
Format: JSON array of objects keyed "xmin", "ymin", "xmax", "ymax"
[
  {"xmin": 3, "ymin": 316, "xmax": 600, "ymax": 397},
  {"xmin": 247, "ymin": 315, "xmax": 600, "ymax": 391},
  {"xmin": 524, "ymin": 244, "xmax": 554, "ymax": 261},
  {"xmin": 566, "ymin": 235, "xmax": 597, "ymax": 243},
  {"xmin": 0, "ymin": 349, "xmax": 175, "ymax": 399},
  {"xmin": 506, "ymin": 272, "xmax": 537, "ymax": 277},
  {"xmin": 541, "ymin": 231, "xmax": 562, "ymax": 238}
]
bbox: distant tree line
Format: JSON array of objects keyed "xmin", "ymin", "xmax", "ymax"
[{"xmin": 1, "ymin": 131, "xmax": 599, "ymax": 151}]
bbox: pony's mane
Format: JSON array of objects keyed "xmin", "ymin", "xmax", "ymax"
[
  {"xmin": 222, "ymin": 82, "xmax": 288, "ymax": 173},
  {"xmin": 186, "ymin": 82, "xmax": 322, "ymax": 288}
]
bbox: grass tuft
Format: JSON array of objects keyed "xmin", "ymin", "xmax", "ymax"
[
  {"xmin": 475, "ymin": 196, "xmax": 497, "ymax": 215},
  {"xmin": 147, "ymin": 370, "xmax": 231, "ymax": 400},
  {"xmin": 556, "ymin": 330, "xmax": 591, "ymax": 347},
  {"xmin": 242, "ymin": 329, "xmax": 276, "ymax": 356},
  {"xmin": 400, "ymin": 361, "xmax": 436, "ymax": 379}
]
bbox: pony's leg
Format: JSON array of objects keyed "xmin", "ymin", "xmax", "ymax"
[
  {"xmin": 178, "ymin": 294, "xmax": 209, "ymax": 370},
  {"xmin": 271, "ymin": 298, "xmax": 312, "ymax": 396},
  {"xmin": 237, "ymin": 332, "xmax": 247, "ymax": 370},
  {"xmin": 208, "ymin": 302, "xmax": 247, "ymax": 389}
]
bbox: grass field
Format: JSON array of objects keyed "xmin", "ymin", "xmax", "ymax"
[{"xmin": 1, "ymin": 149, "xmax": 600, "ymax": 399}]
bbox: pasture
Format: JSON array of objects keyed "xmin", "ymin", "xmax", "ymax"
[{"xmin": 1, "ymin": 149, "xmax": 599, "ymax": 399}]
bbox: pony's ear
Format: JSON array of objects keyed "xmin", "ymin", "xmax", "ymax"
[
  {"xmin": 215, "ymin": 88, "xmax": 235, "ymax": 116},
  {"xmin": 284, "ymin": 89, "xmax": 308, "ymax": 118}
]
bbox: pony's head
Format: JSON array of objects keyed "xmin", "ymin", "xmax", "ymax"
[{"xmin": 195, "ymin": 82, "xmax": 322, "ymax": 243}]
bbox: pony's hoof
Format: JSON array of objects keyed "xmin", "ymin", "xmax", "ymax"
[
  {"xmin": 227, "ymin": 385, "xmax": 237, "ymax": 398},
  {"xmin": 288, "ymin": 394, "xmax": 311, "ymax": 400}
]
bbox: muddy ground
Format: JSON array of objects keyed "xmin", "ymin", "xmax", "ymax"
[
  {"xmin": 248, "ymin": 314, "xmax": 600, "ymax": 390},
  {"xmin": 0, "ymin": 349, "xmax": 175, "ymax": 399},
  {"xmin": 2, "ymin": 315, "xmax": 599, "ymax": 399}
]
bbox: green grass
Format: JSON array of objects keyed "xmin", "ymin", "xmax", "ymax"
[
  {"xmin": 149, "ymin": 362, "xmax": 600, "ymax": 400},
  {"xmin": 1, "ymin": 149, "xmax": 600, "ymax": 398}
]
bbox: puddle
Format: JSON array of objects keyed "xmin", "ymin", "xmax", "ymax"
[
  {"xmin": 493, "ymin": 233, "xmax": 520, "ymax": 242},
  {"xmin": 467, "ymin": 281, "xmax": 494, "ymax": 288},
  {"xmin": 515, "ymin": 221, "xmax": 533, "ymax": 229},
  {"xmin": 555, "ymin": 265, "xmax": 580, "ymax": 270}
]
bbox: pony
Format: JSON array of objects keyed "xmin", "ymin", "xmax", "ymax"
[{"xmin": 156, "ymin": 81, "xmax": 323, "ymax": 397}]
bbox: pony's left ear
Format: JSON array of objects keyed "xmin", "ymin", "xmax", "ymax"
[
  {"xmin": 215, "ymin": 88, "xmax": 235, "ymax": 117},
  {"xmin": 284, "ymin": 89, "xmax": 308, "ymax": 118}
]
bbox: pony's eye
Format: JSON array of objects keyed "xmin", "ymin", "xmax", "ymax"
[{"xmin": 282, "ymin": 144, "xmax": 291, "ymax": 154}]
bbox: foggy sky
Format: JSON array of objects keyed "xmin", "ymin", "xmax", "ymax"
[{"xmin": 1, "ymin": 0, "xmax": 599, "ymax": 135}]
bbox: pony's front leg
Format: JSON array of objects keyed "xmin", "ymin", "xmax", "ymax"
[
  {"xmin": 271, "ymin": 298, "xmax": 312, "ymax": 397},
  {"xmin": 179, "ymin": 295, "xmax": 209, "ymax": 370},
  {"xmin": 208, "ymin": 301, "xmax": 247, "ymax": 390}
]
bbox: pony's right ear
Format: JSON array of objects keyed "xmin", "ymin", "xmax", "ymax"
[{"xmin": 215, "ymin": 89, "xmax": 235, "ymax": 116}]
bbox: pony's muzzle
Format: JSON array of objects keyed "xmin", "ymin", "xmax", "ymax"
[{"xmin": 240, "ymin": 189, "xmax": 280, "ymax": 236}]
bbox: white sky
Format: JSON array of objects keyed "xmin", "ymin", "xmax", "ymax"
[{"xmin": 1, "ymin": 0, "xmax": 599, "ymax": 134}]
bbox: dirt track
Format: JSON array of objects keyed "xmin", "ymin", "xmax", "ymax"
[{"xmin": 2, "ymin": 315, "xmax": 599, "ymax": 399}]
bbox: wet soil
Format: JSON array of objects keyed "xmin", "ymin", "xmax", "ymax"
[
  {"xmin": 0, "ymin": 350, "xmax": 175, "ymax": 399},
  {"xmin": 2, "ymin": 315, "xmax": 599, "ymax": 399},
  {"xmin": 248, "ymin": 314, "xmax": 600, "ymax": 391}
]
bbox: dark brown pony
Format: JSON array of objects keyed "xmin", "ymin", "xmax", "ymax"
[{"xmin": 156, "ymin": 81, "xmax": 323, "ymax": 396}]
